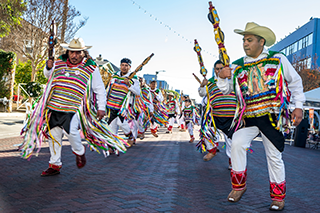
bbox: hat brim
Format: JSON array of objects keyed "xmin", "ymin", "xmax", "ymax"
[
  {"xmin": 234, "ymin": 26, "xmax": 276, "ymax": 47},
  {"xmin": 60, "ymin": 43, "xmax": 92, "ymax": 51}
]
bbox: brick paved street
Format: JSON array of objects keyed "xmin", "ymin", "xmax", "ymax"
[{"xmin": 0, "ymin": 126, "xmax": 319, "ymax": 213}]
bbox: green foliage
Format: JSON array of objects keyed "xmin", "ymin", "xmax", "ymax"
[
  {"xmin": 15, "ymin": 60, "xmax": 47, "ymax": 84},
  {"xmin": 25, "ymin": 81, "xmax": 42, "ymax": 97},
  {"xmin": 0, "ymin": 49, "xmax": 15, "ymax": 98},
  {"xmin": 0, "ymin": 0, "xmax": 26, "ymax": 37}
]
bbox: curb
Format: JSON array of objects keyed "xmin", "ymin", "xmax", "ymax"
[{"xmin": 0, "ymin": 112, "xmax": 25, "ymax": 118}]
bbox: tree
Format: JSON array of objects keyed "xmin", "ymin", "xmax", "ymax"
[
  {"xmin": 0, "ymin": 0, "xmax": 26, "ymax": 38},
  {"xmin": 292, "ymin": 55, "xmax": 320, "ymax": 92},
  {"xmin": 15, "ymin": 59, "xmax": 47, "ymax": 85},
  {"xmin": 3, "ymin": 0, "xmax": 88, "ymax": 82}
]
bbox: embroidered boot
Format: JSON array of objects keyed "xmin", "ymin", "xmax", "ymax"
[
  {"xmin": 203, "ymin": 147, "xmax": 217, "ymax": 161},
  {"xmin": 73, "ymin": 145, "xmax": 86, "ymax": 169},
  {"xmin": 269, "ymin": 181, "xmax": 286, "ymax": 211},
  {"xmin": 228, "ymin": 169, "xmax": 247, "ymax": 202},
  {"xmin": 41, "ymin": 164, "xmax": 61, "ymax": 177}
]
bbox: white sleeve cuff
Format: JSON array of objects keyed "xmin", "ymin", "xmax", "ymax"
[{"xmin": 294, "ymin": 101, "xmax": 303, "ymax": 109}]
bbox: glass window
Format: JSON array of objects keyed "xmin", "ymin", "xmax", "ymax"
[
  {"xmin": 298, "ymin": 39, "xmax": 302, "ymax": 50},
  {"xmin": 307, "ymin": 57, "xmax": 312, "ymax": 69},
  {"xmin": 301, "ymin": 36, "xmax": 308, "ymax": 49},
  {"xmin": 281, "ymin": 48, "xmax": 286, "ymax": 55},
  {"xmin": 308, "ymin": 33, "xmax": 313, "ymax": 46},
  {"xmin": 292, "ymin": 42, "xmax": 297, "ymax": 53}
]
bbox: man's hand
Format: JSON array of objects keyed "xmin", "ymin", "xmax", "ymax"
[
  {"xmin": 96, "ymin": 110, "xmax": 106, "ymax": 121},
  {"xmin": 200, "ymin": 78, "xmax": 208, "ymax": 87},
  {"xmin": 150, "ymin": 112, "xmax": 154, "ymax": 117},
  {"xmin": 291, "ymin": 108, "xmax": 303, "ymax": 126},
  {"xmin": 47, "ymin": 59, "xmax": 54, "ymax": 70},
  {"xmin": 123, "ymin": 78, "xmax": 131, "ymax": 87},
  {"xmin": 219, "ymin": 67, "xmax": 232, "ymax": 79}
]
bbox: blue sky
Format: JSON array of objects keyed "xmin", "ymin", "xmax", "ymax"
[{"xmin": 70, "ymin": 0, "xmax": 320, "ymax": 102}]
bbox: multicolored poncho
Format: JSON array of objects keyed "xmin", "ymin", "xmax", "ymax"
[
  {"xmin": 20, "ymin": 56, "xmax": 128, "ymax": 159},
  {"xmin": 232, "ymin": 51, "xmax": 291, "ymax": 131}
]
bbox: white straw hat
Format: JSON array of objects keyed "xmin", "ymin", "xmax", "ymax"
[
  {"xmin": 60, "ymin": 38, "xmax": 92, "ymax": 51},
  {"xmin": 234, "ymin": 22, "xmax": 276, "ymax": 47}
]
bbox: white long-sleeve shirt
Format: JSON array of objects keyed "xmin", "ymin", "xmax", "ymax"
[
  {"xmin": 217, "ymin": 48, "xmax": 305, "ymax": 109},
  {"xmin": 43, "ymin": 58, "xmax": 106, "ymax": 110}
]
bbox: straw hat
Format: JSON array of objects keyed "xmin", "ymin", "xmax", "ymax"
[
  {"xmin": 60, "ymin": 38, "xmax": 92, "ymax": 51},
  {"xmin": 167, "ymin": 92, "xmax": 174, "ymax": 97},
  {"xmin": 234, "ymin": 22, "xmax": 276, "ymax": 47}
]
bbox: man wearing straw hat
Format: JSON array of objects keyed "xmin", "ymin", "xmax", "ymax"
[
  {"xmin": 40, "ymin": 38, "xmax": 107, "ymax": 176},
  {"xmin": 218, "ymin": 22, "xmax": 305, "ymax": 211}
]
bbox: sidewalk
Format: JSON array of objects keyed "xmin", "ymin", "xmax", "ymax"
[
  {"xmin": 0, "ymin": 112, "xmax": 25, "ymax": 139},
  {"xmin": 0, "ymin": 126, "xmax": 319, "ymax": 212}
]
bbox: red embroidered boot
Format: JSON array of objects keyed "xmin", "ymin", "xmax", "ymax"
[
  {"xmin": 41, "ymin": 164, "xmax": 62, "ymax": 177},
  {"xmin": 228, "ymin": 169, "xmax": 247, "ymax": 202},
  {"xmin": 269, "ymin": 181, "xmax": 286, "ymax": 211},
  {"xmin": 73, "ymin": 145, "xmax": 86, "ymax": 169},
  {"xmin": 151, "ymin": 128, "xmax": 158, "ymax": 137},
  {"xmin": 166, "ymin": 126, "xmax": 173, "ymax": 133},
  {"xmin": 189, "ymin": 135, "xmax": 195, "ymax": 143}
]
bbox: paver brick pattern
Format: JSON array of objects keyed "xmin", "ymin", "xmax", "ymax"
[{"xmin": 0, "ymin": 127, "xmax": 319, "ymax": 213}]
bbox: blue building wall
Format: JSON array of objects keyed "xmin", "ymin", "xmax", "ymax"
[
  {"xmin": 143, "ymin": 74, "xmax": 169, "ymax": 89},
  {"xmin": 270, "ymin": 18, "xmax": 320, "ymax": 69}
]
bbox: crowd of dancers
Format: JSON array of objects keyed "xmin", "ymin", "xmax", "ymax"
[{"xmin": 20, "ymin": 21, "xmax": 306, "ymax": 211}]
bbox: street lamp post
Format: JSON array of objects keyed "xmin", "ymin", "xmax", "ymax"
[{"xmin": 155, "ymin": 70, "xmax": 165, "ymax": 81}]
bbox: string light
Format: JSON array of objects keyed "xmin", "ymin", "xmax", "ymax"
[{"xmin": 127, "ymin": 0, "xmax": 216, "ymax": 57}]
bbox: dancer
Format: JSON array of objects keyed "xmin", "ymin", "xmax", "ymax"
[
  {"xmin": 105, "ymin": 58, "xmax": 140, "ymax": 146},
  {"xmin": 181, "ymin": 99, "xmax": 196, "ymax": 142},
  {"xmin": 20, "ymin": 38, "xmax": 127, "ymax": 176},
  {"xmin": 136, "ymin": 77, "xmax": 154, "ymax": 140},
  {"xmin": 198, "ymin": 60, "xmax": 236, "ymax": 169},
  {"xmin": 149, "ymin": 80, "xmax": 168, "ymax": 136},
  {"xmin": 166, "ymin": 92, "xmax": 180, "ymax": 133},
  {"xmin": 217, "ymin": 22, "xmax": 305, "ymax": 210}
]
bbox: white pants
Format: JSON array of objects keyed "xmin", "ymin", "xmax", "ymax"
[
  {"xmin": 132, "ymin": 119, "xmax": 139, "ymax": 139},
  {"xmin": 48, "ymin": 114, "xmax": 85, "ymax": 166},
  {"xmin": 168, "ymin": 117, "xmax": 175, "ymax": 127},
  {"xmin": 231, "ymin": 126, "xmax": 285, "ymax": 183},
  {"xmin": 186, "ymin": 121, "xmax": 193, "ymax": 136},
  {"xmin": 180, "ymin": 116, "xmax": 185, "ymax": 127},
  {"xmin": 109, "ymin": 117, "xmax": 131, "ymax": 135}
]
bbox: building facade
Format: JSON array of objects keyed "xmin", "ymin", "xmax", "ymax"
[
  {"xmin": 143, "ymin": 74, "xmax": 169, "ymax": 89},
  {"xmin": 270, "ymin": 17, "xmax": 320, "ymax": 69}
]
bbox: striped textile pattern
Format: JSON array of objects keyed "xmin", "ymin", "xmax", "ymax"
[
  {"xmin": 167, "ymin": 100, "xmax": 176, "ymax": 114},
  {"xmin": 106, "ymin": 75, "xmax": 130, "ymax": 110},
  {"xmin": 183, "ymin": 106, "xmax": 193, "ymax": 121},
  {"xmin": 208, "ymin": 82, "xmax": 236, "ymax": 118},
  {"xmin": 47, "ymin": 59, "xmax": 94, "ymax": 113}
]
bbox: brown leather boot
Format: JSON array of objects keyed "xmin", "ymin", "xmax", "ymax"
[
  {"xmin": 203, "ymin": 148, "xmax": 217, "ymax": 161},
  {"xmin": 269, "ymin": 200, "xmax": 285, "ymax": 211},
  {"xmin": 227, "ymin": 187, "xmax": 247, "ymax": 202}
]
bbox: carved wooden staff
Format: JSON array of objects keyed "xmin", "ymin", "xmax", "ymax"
[
  {"xmin": 48, "ymin": 20, "xmax": 57, "ymax": 60},
  {"xmin": 128, "ymin": 53, "xmax": 154, "ymax": 79},
  {"xmin": 208, "ymin": 1, "xmax": 231, "ymax": 79}
]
